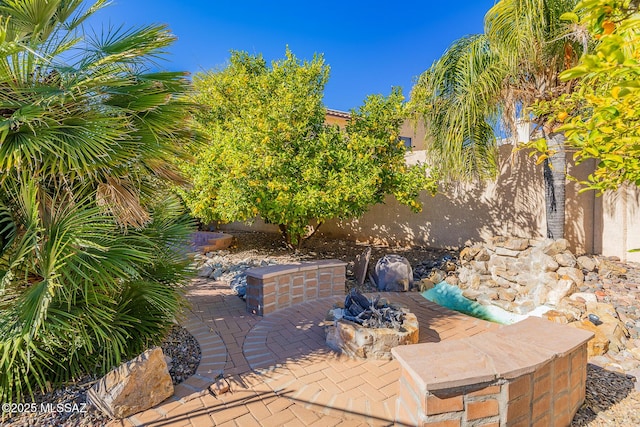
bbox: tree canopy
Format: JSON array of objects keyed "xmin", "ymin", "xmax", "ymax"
[{"xmin": 182, "ymin": 49, "xmax": 437, "ymax": 246}]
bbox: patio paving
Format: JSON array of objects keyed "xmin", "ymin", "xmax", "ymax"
[{"xmin": 108, "ymin": 278, "xmax": 500, "ymax": 427}]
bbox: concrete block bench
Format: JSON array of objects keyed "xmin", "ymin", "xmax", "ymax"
[
  {"xmin": 245, "ymin": 260, "xmax": 347, "ymax": 316},
  {"xmin": 392, "ymin": 317, "xmax": 594, "ymax": 426}
]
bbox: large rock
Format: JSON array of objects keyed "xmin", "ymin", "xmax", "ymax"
[
  {"xmin": 497, "ymin": 287, "xmax": 517, "ymax": 302},
  {"xmin": 502, "ymin": 237, "xmax": 530, "ymax": 251},
  {"xmin": 460, "ymin": 245, "xmax": 481, "ymax": 262},
  {"xmin": 555, "ymin": 252, "xmax": 577, "ymax": 268},
  {"xmin": 375, "ymin": 255, "xmax": 413, "ymax": 292},
  {"xmin": 462, "ymin": 289, "xmax": 483, "ymax": 300},
  {"xmin": 491, "ymin": 267, "xmax": 518, "ymax": 283},
  {"xmin": 544, "ymin": 310, "xmax": 572, "ymax": 324},
  {"xmin": 557, "ymin": 266, "xmax": 585, "ymax": 287},
  {"xmin": 88, "ymin": 347, "xmax": 174, "ymax": 419},
  {"xmin": 469, "ymin": 260, "xmax": 489, "ymax": 275},
  {"xmin": 541, "ymin": 238, "xmax": 569, "ymax": 256},
  {"xmin": 577, "ymin": 255, "xmax": 597, "ymax": 272},
  {"xmin": 545, "ymin": 278, "xmax": 578, "ymax": 306},
  {"xmin": 569, "ymin": 292, "xmax": 598, "ymax": 304},
  {"xmin": 557, "ymin": 298, "xmax": 585, "ymax": 321},
  {"xmin": 197, "ymin": 265, "xmax": 213, "ymax": 277},
  {"xmin": 494, "ymin": 247, "xmax": 522, "ymax": 257},
  {"xmin": 569, "ymin": 320, "xmax": 609, "ymax": 357},
  {"xmin": 475, "ymin": 247, "xmax": 491, "ymax": 262},
  {"xmin": 586, "ymin": 302, "xmax": 630, "ymax": 353},
  {"xmin": 528, "ymin": 250, "xmax": 560, "ymax": 272}
]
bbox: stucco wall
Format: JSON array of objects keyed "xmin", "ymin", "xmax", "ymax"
[
  {"xmin": 219, "ymin": 145, "xmax": 640, "ymax": 262},
  {"xmin": 600, "ymin": 184, "xmax": 640, "ymax": 262}
]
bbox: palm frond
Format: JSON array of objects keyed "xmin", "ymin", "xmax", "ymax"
[
  {"xmin": 411, "ymin": 34, "xmax": 503, "ymax": 181},
  {"xmin": 0, "ymin": 0, "xmax": 195, "ymax": 402}
]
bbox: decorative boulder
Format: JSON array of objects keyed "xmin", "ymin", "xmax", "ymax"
[
  {"xmin": 88, "ymin": 347, "xmax": 174, "ymax": 419},
  {"xmin": 577, "ymin": 255, "xmax": 597, "ymax": 272},
  {"xmin": 569, "ymin": 320, "xmax": 609, "ymax": 357},
  {"xmin": 545, "ymin": 278, "xmax": 578, "ymax": 306},
  {"xmin": 375, "ymin": 255, "xmax": 413, "ymax": 292}
]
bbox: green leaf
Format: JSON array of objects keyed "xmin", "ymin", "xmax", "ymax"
[
  {"xmin": 560, "ymin": 66, "xmax": 590, "ymax": 81},
  {"xmin": 560, "ymin": 12, "xmax": 579, "ymax": 23}
]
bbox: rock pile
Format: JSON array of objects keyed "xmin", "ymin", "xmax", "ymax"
[
  {"xmin": 456, "ymin": 236, "xmax": 594, "ymax": 316},
  {"xmin": 194, "ymin": 252, "xmax": 280, "ymax": 297},
  {"xmin": 451, "ymin": 236, "xmax": 640, "ymax": 386}
]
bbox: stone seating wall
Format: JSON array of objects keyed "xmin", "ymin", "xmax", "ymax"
[
  {"xmin": 392, "ymin": 317, "xmax": 594, "ymax": 426},
  {"xmin": 245, "ymin": 260, "xmax": 346, "ymax": 316}
]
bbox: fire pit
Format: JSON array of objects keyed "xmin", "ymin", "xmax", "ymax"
[{"xmin": 325, "ymin": 290, "xmax": 419, "ymax": 360}]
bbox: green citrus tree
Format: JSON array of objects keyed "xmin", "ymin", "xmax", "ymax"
[
  {"xmin": 181, "ymin": 49, "xmax": 437, "ymax": 247},
  {"xmin": 530, "ymin": 0, "xmax": 640, "ymax": 192},
  {"xmin": 0, "ymin": 0, "xmax": 194, "ymax": 401}
]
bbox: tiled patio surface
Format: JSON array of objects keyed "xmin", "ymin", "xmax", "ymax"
[{"xmin": 109, "ymin": 278, "xmax": 500, "ymax": 427}]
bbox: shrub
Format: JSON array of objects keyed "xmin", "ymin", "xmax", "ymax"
[{"xmin": 0, "ymin": 0, "xmax": 194, "ymax": 401}]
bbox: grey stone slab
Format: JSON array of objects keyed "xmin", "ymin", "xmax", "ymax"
[{"xmin": 354, "ymin": 247, "xmax": 372, "ymax": 286}]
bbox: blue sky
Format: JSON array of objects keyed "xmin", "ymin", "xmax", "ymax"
[{"xmin": 91, "ymin": 1, "xmax": 497, "ymax": 111}]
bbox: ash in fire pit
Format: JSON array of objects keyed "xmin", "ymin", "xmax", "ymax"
[
  {"xmin": 340, "ymin": 289, "xmax": 406, "ymax": 329},
  {"xmin": 325, "ymin": 290, "xmax": 419, "ymax": 360}
]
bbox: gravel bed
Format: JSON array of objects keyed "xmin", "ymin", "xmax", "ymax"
[
  {"xmin": 572, "ymin": 364, "xmax": 640, "ymax": 425},
  {"xmin": 2, "ymin": 325, "xmax": 200, "ymax": 427},
  {"xmin": 161, "ymin": 325, "xmax": 201, "ymax": 385}
]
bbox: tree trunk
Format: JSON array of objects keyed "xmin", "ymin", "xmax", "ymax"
[
  {"xmin": 543, "ymin": 132, "xmax": 566, "ymax": 239},
  {"xmin": 278, "ymin": 224, "xmax": 293, "ymax": 248}
]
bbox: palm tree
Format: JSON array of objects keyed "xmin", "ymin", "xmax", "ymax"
[
  {"xmin": 0, "ymin": 0, "xmax": 194, "ymax": 401},
  {"xmin": 411, "ymin": 0, "xmax": 582, "ymax": 239}
]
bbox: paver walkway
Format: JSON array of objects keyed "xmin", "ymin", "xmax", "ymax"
[{"xmin": 109, "ymin": 278, "xmax": 499, "ymax": 427}]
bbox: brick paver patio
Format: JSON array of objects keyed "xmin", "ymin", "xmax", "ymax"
[{"xmin": 108, "ymin": 278, "xmax": 500, "ymax": 427}]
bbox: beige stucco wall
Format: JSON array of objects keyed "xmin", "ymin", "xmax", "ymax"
[
  {"xmin": 599, "ymin": 184, "xmax": 640, "ymax": 262},
  {"xmin": 219, "ymin": 145, "xmax": 639, "ymax": 262},
  {"xmin": 319, "ymin": 145, "xmax": 596, "ymax": 253},
  {"xmin": 399, "ymin": 119, "xmax": 427, "ymax": 150}
]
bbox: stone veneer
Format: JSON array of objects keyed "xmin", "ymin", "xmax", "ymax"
[
  {"xmin": 245, "ymin": 259, "xmax": 346, "ymax": 316},
  {"xmin": 392, "ymin": 317, "xmax": 593, "ymax": 426}
]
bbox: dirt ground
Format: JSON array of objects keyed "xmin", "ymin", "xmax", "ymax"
[{"xmin": 221, "ymin": 229, "xmax": 457, "ymax": 289}]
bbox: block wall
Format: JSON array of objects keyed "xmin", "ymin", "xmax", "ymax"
[
  {"xmin": 245, "ymin": 260, "xmax": 346, "ymax": 316},
  {"xmin": 395, "ymin": 342, "xmax": 588, "ymax": 427}
]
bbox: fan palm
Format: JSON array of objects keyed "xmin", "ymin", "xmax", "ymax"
[
  {"xmin": 0, "ymin": 0, "xmax": 194, "ymax": 401},
  {"xmin": 411, "ymin": 0, "xmax": 582, "ymax": 239}
]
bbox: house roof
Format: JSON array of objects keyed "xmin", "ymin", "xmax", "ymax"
[{"xmin": 325, "ymin": 108, "xmax": 351, "ymax": 119}]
